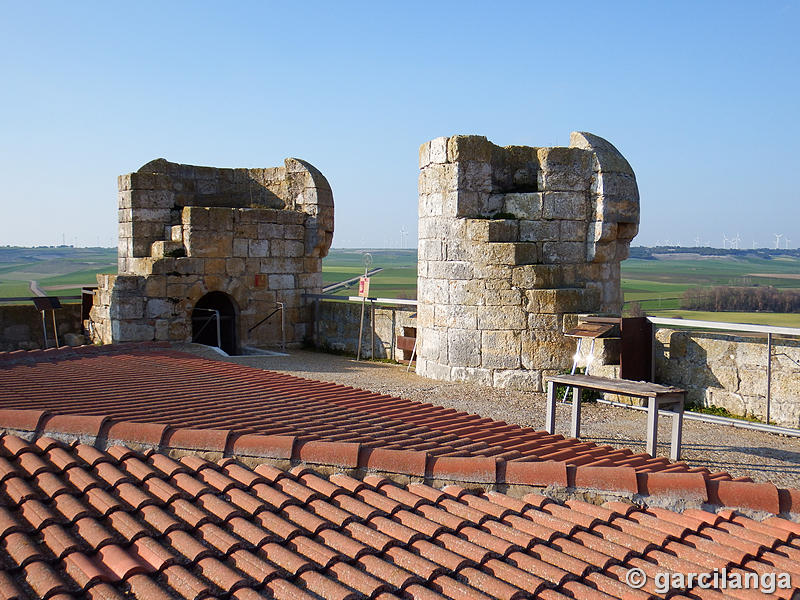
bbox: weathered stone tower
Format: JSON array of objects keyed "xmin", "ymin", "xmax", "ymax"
[
  {"xmin": 89, "ymin": 158, "xmax": 333, "ymax": 353},
  {"xmin": 416, "ymin": 132, "xmax": 639, "ymax": 390}
]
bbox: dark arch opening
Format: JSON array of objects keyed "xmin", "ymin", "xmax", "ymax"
[{"xmin": 191, "ymin": 292, "xmax": 238, "ymax": 355}]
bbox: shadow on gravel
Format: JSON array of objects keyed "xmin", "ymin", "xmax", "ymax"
[
  {"xmin": 223, "ymin": 353, "xmax": 395, "ymax": 375},
  {"xmin": 587, "ymin": 438, "xmax": 800, "ymax": 474},
  {"xmin": 729, "ymin": 446, "xmax": 800, "ymax": 463}
]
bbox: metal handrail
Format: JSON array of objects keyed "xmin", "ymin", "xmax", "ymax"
[
  {"xmin": 303, "ymin": 293, "xmax": 418, "ymax": 306},
  {"xmin": 0, "ymin": 295, "xmax": 82, "ymax": 303},
  {"xmin": 647, "ymin": 316, "xmax": 800, "ymax": 425},
  {"xmin": 648, "ymin": 316, "xmax": 800, "ymax": 337}
]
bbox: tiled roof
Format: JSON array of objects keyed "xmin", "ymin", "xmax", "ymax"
[
  {"xmin": 1, "ymin": 344, "xmax": 798, "ymax": 515},
  {"xmin": 2, "ymin": 433, "xmax": 800, "ymax": 600}
]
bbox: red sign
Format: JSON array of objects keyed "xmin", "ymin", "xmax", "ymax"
[{"xmin": 358, "ymin": 276, "xmax": 370, "ymax": 298}]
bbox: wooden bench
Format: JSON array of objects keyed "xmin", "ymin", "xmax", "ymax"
[{"xmin": 545, "ymin": 374, "xmax": 686, "ymax": 461}]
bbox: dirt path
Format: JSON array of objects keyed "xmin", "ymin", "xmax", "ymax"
[
  {"xmin": 176, "ymin": 344, "xmax": 800, "ymax": 488},
  {"xmin": 28, "ymin": 280, "xmax": 45, "ymax": 297}
]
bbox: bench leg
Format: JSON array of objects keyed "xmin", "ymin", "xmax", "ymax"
[
  {"xmin": 647, "ymin": 397, "xmax": 658, "ymax": 457},
  {"xmin": 671, "ymin": 403, "xmax": 684, "ymax": 461},
  {"xmin": 545, "ymin": 381, "xmax": 556, "ymax": 434},
  {"xmin": 570, "ymin": 387, "xmax": 582, "ymax": 439}
]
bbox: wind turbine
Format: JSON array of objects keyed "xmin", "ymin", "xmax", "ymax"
[
  {"xmin": 694, "ymin": 236, "xmax": 701, "ymax": 247},
  {"xmin": 722, "ymin": 234, "xmax": 729, "ymax": 249},
  {"xmin": 786, "ymin": 238, "xmax": 792, "ymax": 250},
  {"xmin": 775, "ymin": 233, "xmax": 783, "ymax": 249},
  {"xmin": 732, "ymin": 233, "xmax": 741, "ymax": 250},
  {"xmin": 399, "ymin": 227, "xmax": 408, "ymax": 249}
]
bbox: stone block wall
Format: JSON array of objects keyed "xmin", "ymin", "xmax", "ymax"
[
  {"xmin": 416, "ymin": 132, "xmax": 639, "ymax": 390},
  {"xmin": 90, "ymin": 158, "xmax": 333, "ymax": 351},
  {"xmin": 655, "ymin": 329, "xmax": 800, "ymax": 427},
  {"xmin": 313, "ymin": 301, "xmax": 417, "ymax": 359},
  {"xmin": 0, "ymin": 303, "xmax": 83, "ymax": 351}
]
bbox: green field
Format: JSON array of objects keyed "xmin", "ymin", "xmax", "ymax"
[
  {"xmin": 621, "ymin": 253, "xmax": 800, "ymax": 327},
  {"xmin": 322, "ymin": 249, "xmax": 417, "ymax": 298},
  {"xmin": 0, "ymin": 247, "xmax": 117, "ymax": 300},
  {"xmin": 2, "ymin": 246, "xmax": 798, "ymax": 328}
]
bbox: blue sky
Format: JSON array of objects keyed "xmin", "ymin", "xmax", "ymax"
[{"xmin": 1, "ymin": 1, "xmax": 798, "ymax": 249}]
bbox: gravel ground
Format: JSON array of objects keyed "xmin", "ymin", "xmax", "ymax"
[{"xmin": 178, "ymin": 344, "xmax": 800, "ymax": 488}]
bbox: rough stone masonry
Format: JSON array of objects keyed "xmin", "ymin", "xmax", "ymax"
[
  {"xmin": 89, "ymin": 158, "xmax": 333, "ymax": 351},
  {"xmin": 416, "ymin": 132, "xmax": 639, "ymax": 390}
]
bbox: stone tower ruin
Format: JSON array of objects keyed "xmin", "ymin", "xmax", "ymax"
[
  {"xmin": 416, "ymin": 132, "xmax": 639, "ymax": 390},
  {"xmin": 89, "ymin": 158, "xmax": 333, "ymax": 353}
]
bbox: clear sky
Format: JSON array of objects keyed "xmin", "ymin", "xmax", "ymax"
[{"xmin": 1, "ymin": 1, "xmax": 798, "ymax": 249}]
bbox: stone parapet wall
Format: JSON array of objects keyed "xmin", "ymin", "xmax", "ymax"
[
  {"xmin": 313, "ymin": 301, "xmax": 417, "ymax": 359},
  {"xmin": 117, "ymin": 158, "xmax": 333, "ymax": 265},
  {"xmin": 655, "ymin": 329, "xmax": 800, "ymax": 427},
  {"xmin": 416, "ymin": 132, "xmax": 640, "ymax": 390},
  {"xmin": 0, "ymin": 303, "xmax": 83, "ymax": 351}
]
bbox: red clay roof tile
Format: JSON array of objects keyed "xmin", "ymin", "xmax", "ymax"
[
  {"xmin": 199, "ymin": 522, "xmax": 245, "ymax": 555},
  {"xmin": 4, "ymin": 346, "xmax": 800, "ymax": 599},
  {"xmin": 160, "ymin": 563, "xmax": 211, "ymax": 600},
  {"xmin": 708, "ymin": 480, "xmax": 781, "ymax": 514},
  {"xmin": 325, "ymin": 562, "xmax": 389, "ymax": 598},
  {"xmin": 431, "ymin": 574, "xmax": 493, "ymax": 600},
  {"xmin": 0, "ymin": 408, "xmax": 49, "ymax": 431},
  {"xmin": 430, "ymin": 456, "xmax": 497, "ymax": 483},
  {"xmin": 40, "ymin": 524, "xmax": 82, "ymax": 559},
  {"xmin": 435, "ymin": 532, "xmax": 496, "ymax": 564},
  {"xmin": 18, "ymin": 498, "xmax": 58, "ymax": 531},
  {"xmin": 138, "ymin": 505, "xmax": 181, "ymax": 535},
  {"xmin": 43, "ymin": 414, "xmax": 110, "ymax": 438},
  {"xmin": 23, "ymin": 560, "xmax": 69, "ymax": 600},
  {"xmin": 166, "ymin": 529, "xmax": 214, "ymax": 563},
  {"xmin": 296, "ymin": 440, "xmax": 361, "ymax": 468},
  {"xmin": 105, "ymin": 421, "xmax": 169, "ymax": 446},
  {"xmin": 3, "ymin": 532, "xmax": 44, "ymax": 567},
  {"xmin": 362, "ymin": 448, "xmax": 428, "ymax": 476},
  {"xmin": 457, "ymin": 566, "xmax": 526, "ymax": 600},
  {"xmin": 129, "ymin": 537, "xmax": 178, "ymax": 572}
]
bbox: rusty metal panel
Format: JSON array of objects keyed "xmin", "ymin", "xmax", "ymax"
[
  {"xmin": 620, "ymin": 317, "xmax": 653, "ymax": 381},
  {"xmin": 564, "ymin": 323, "xmax": 617, "ymax": 338},
  {"xmin": 32, "ymin": 297, "xmax": 62, "ymax": 311},
  {"xmin": 81, "ymin": 287, "xmax": 97, "ymax": 322}
]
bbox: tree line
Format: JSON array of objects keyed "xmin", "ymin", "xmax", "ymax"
[{"xmin": 681, "ymin": 286, "xmax": 800, "ymax": 313}]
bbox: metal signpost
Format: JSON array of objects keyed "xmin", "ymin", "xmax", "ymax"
[
  {"xmin": 355, "ymin": 253, "xmax": 372, "ymax": 361},
  {"xmin": 32, "ymin": 297, "xmax": 63, "ymax": 348}
]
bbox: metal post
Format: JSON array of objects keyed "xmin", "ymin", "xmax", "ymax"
[
  {"xmin": 562, "ymin": 338, "xmax": 582, "ymax": 402},
  {"xmin": 545, "ymin": 380, "xmax": 556, "ymax": 433},
  {"xmin": 407, "ymin": 336, "xmax": 418, "ymax": 373},
  {"xmin": 390, "ymin": 308, "xmax": 396, "ymax": 362},
  {"xmin": 41, "ymin": 311, "xmax": 48, "ymax": 348},
  {"xmin": 356, "ymin": 299, "xmax": 366, "ymax": 361},
  {"xmin": 370, "ymin": 301, "xmax": 375, "ymax": 360},
  {"xmin": 52, "ymin": 311, "xmax": 59, "ymax": 347},
  {"xmin": 570, "ymin": 386, "xmax": 582, "ymax": 438},
  {"xmin": 766, "ymin": 332, "xmax": 772, "ymax": 424},
  {"xmin": 646, "ymin": 397, "xmax": 659, "ymax": 456},
  {"xmin": 278, "ymin": 302, "xmax": 285, "ymax": 352},
  {"xmin": 355, "ymin": 259, "xmax": 370, "ymax": 362},
  {"xmin": 313, "ymin": 300, "xmax": 319, "ymax": 348},
  {"xmin": 214, "ymin": 309, "xmax": 221, "ymax": 350}
]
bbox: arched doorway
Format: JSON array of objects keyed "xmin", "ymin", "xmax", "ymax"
[{"xmin": 191, "ymin": 292, "xmax": 238, "ymax": 355}]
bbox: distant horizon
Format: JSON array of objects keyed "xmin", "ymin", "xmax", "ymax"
[{"xmin": 2, "ymin": 243, "xmax": 798, "ymax": 254}]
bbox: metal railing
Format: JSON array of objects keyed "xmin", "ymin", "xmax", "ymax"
[
  {"xmin": 303, "ymin": 293, "xmax": 417, "ymax": 361},
  {"xmin": 648, "ymin": 317, "xmax": 800, "ymax": 424},
  {"xmin": 0, "ymin": 295, "xmax": 82, "ymax": 303}
]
